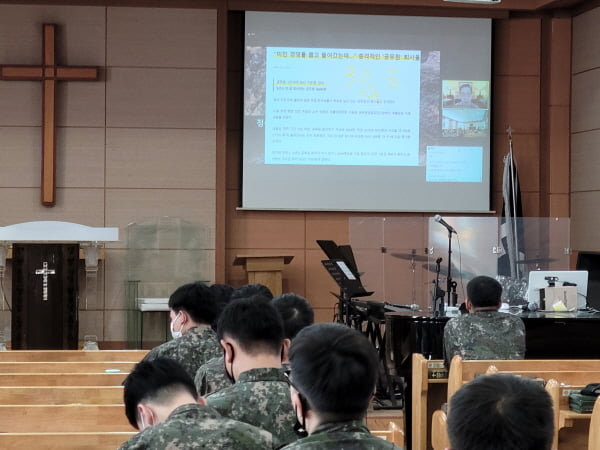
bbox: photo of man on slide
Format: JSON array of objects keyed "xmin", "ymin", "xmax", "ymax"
[
  {"xmin": 441, "ymin": 80, "xmax": 489, "ymax": 137},
  {"xmin": 454, "ymin": 83, "xmax": 479, "ymax": 108}
]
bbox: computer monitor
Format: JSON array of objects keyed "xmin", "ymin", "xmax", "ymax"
[
  {"xmin": 576, "ymin": 252, "xmax": 600, "ymax": 310},
  {"xmin": 526, "ymin": 270, "xmax": 589, "ymax": 310}
]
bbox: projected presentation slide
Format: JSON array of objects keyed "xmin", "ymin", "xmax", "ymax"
[
  {"xmin": 263, "ymin": 47, "xmax": 421, "ymax": 166},
  {"xmin": 242, "ymin": 12, "xmax": 492, "ymax": 212}
]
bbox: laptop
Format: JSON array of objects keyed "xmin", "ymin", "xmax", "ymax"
[{"xmin": 526, "ymin": 270, "xmax": 589, "ymax": 310}]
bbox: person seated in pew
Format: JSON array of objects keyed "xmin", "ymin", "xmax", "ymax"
[
  {"xmin": 443, "ymin": 275, "xmax": 525, "ymax": 367},
  {"xmin": 119, "ymin": 357, "xmax": 273, "ymax": 449},
  {"xmin": 446, "ymin": 373, "xmax": 554, "ymax": 450},
  {"xmin": 208, "ymin": 282, "xmax": 235, "ymax": 331},
  {"xmin": 195, "ymin": 291, "xmax": 314, "ymax": 396},
  {"xmin": 205, "ymin": 294, "xmax": 299, "ymax": 447},
  {"xmin": 280, "ymin": 322, "xmax": 402, "ymax": 449},
  {"xmin": 194, "ymin": 283, "xmax": 274, "ymax": 396},
  {"xmin": 143, "ymin": 281, "xmax": 222, "ymax": 379}
]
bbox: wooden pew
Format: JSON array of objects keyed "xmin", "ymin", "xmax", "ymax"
[
  {"xmin": 589, "ymin": 396, "xmax": 600, "ymax": 450},
  {"xmin": 372, "ymin": 421, "xmax": 404, "ymax": 447},
  {"xmin": 431, "ymin": 410, "xmax": 449, "ymax": 450},
  {"xmin": 0, "ymin": 372, "xmax": 127, "ymax": 386},
  {"xmin": 412, "ymin": 353, "xmax": 448, "ymax": 450},
  {"xmin": 0, "ymin": 361, "xmax": 134, "ymax": 373},
  {"xmin": 440, "ymin": 357, "xmax": 600, "ymax": 450},
  {"xmin": 447, "ymin": 356, "xmax": 600, "ymax": 401},
  {"xmin": 0, "ymin": 432, "xmax": 136, "ymax": 449},
  {"xmin": 0, "ymin": 350, "xmax": 147, "ymax": 362},
  {"xmin": 545, "ymin": 379, "xmax": 598, "ymax": 450},
  {"xmin": 0, "ymin": 404, "xmax": 133, "ymax": 432},
  {"xmin": 0, "ymin": 386, "xmax": 124, "ymax": 405}
]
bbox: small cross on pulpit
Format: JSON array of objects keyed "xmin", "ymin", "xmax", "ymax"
[
  {"xmin": 0, "ymin": 24, "xmax": 99, "ymax": 206},
  {"xmin": 35, "ymin": 261, "xmax": 56, "ymax": 301}
]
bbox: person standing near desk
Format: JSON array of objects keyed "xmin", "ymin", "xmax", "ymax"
[{"xmin": 443, "ymin": 275, "xmax": 525, "ymax": 367}]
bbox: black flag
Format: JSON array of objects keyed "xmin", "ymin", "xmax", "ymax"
[{"xmin": 498, "ymin": 129, "xmax": 524, "ymax": 279}]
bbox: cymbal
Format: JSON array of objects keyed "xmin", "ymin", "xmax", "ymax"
[
  {"xmin": 515, "ymin": 257, "xmax": 557, "ymax": 264},
  {"xmin": 422, "ymin": 263, "xmax": 476, "ymax": 280},
  {"xmin": 391, "ymin": 252, "xmax": 429, "ymax": 262}
]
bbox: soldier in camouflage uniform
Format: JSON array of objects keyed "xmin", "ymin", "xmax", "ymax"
[
  {"xmin": 143, "ymin": 282, "xmax": 222, "ymax": 379},
  {"xmin": 195, "ymin": 292, "xmax": 313, "ymax": 396},
  {"xmin": 195, "ymin": 354, "xmax": 231, "ymax": 396},
  {"xmin": 119, "ymin": 357, "xmax": 273, "ymax": 450},
  {"xmin": 281, "ymin": 323, "xmax": 402, "ymax": 449},
  {"xmin": 443, "ymin": 275, "xmax": 525, "ymax": 367},
  {"xmin": 206, "ymin": 295, "xmax": 299, "ymax": 447}
]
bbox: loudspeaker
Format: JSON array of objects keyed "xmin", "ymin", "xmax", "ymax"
[{"xmin": 576, "ymin": 252, "xmax": 600, "ymax": 310}]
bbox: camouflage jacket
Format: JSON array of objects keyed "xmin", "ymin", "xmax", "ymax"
[
  {"xmin": 194, "ymin": 355, "xmax": 232, "ymax": 396},
  {"xmin": 279, "ymin": 420, "xmax": 402, "ymax": 449},
  {"xmin": 443, "ymin": 310, "xmax": 526, "ymax": 367},
  {"xmin": 195, "ymin": 358, "xmax": 292, "ymax": 397},
  {"xmin": 143, "ymin": 326, "xmax": 222, "ymax": 379},
  {"xmin": 206, "ymin": 367, "xmax": 298, "ymax": 447},
  {"xmin": 118, "ymin": 403, "xmax": 273, "ymax": 450}
]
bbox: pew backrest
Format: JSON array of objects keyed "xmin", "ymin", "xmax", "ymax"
[
  {"xmin": 0, "ymin": 404, "xmax": 133, "ymax": 432},
  {"xmin": 0, "ymin": 386, "xmax": 124, "ymax": 405},
  {"xmin": 0, "ymin": 361, "xmax": 135, "ymax": 373},
  {"xmin": 447, "ymin": 356, "xmax": 600, "ymax": 401},
  {"xmin": 0, "ymin": 372, "xmax": 127, "ymax": 386},
  {"xmin": 0, "ymin": 350, "xmax": 147, "ymax": 362},
  {"xmin": 0, "ymin": 431, "xmax": 136, "ymax": 449}
]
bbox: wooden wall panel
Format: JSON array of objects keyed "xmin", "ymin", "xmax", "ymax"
[
  {"xmin": 571, "ymin": 6, "xmax": 600, "ymax": 251},
  {"xmin": 572, "ymin": 129, "xmax": 600, "ymax": 192},
  {"xmin": 493, "ymin": 18, "xmax": 541, "ymax": 76},
  {"xmin": 106, "ymin": 129, "xmax": 216, "ymax": 189},
  {"xmin": 572, "ymin": 7, "xmax": 600, "ymax": 74},
  {"xmin": 107, "ymin": 8, "xmax": 217, "ymax": 68},
  {"xmin": 571, "ymin": 69, "xmax": 600, "ymax": 134}
]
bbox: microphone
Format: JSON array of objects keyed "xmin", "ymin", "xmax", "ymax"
[{"xmin": 433, "ymin": 215, "xmax": 457, "ymax": 234}]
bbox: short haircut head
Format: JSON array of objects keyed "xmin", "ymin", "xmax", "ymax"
[
  {"xmin": 123, "ymin": 358, "xmax": 198, "ymax": 429},
  {"xmin": 209, "ymin": 283, "xmax": 235, "ymax": 330},
  {"xmin": 271, "ymin": 293, "xmax": 314, "ymax": 340},
  {"xmin": 216, "ymin": 295, "xmax": 284, "ymax": 356},
  {"xmin": 447, "ymin": 374, "xmax": 554, "ymax": 450},
  {"xmin": 459, "ymin": 83, "xmax": 472, "ymax": 93},
  {"xmin": 467, "ymin": 275, "xmax": 502, "ymax": 308},
  {"xmin": 231, "ymin": 283, "xmax": 274, "ymax": 301},
  {"xmin": 289, "ymin": 323, "xmax": 378, "ymax": 418},
  {"xmin": 168, "ymin": 281, "xmax": 219, "ymax": 325},
  {"xmin": 209, "ymin": 283, "xmax": 234, "ymax": 306}
]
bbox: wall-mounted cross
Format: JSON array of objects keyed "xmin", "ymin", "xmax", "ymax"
[{"xmin": 0, "ymin": 24, "xmax": 99, "ymax": 207}]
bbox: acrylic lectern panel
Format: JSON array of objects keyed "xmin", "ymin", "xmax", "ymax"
[
  {"xmin": 125, "ymin": 217, "xmax": 210, "ymax": 349},
  {"xmin": 349, "ymin": 217, "xmax": 430, "ymax": 308}
]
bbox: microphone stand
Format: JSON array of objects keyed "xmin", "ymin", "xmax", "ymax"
[
  {"xmin": 445, "ymin": 228, "xmax": 457, "ymax": 306},
  {"xmin": 433, "ymin": 257, "xmax": 445, "ymax": 316}
]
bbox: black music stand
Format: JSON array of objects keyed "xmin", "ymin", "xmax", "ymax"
[{"xmin": 321, "ymin": 259, "xmax": 373, "ymax": 327}]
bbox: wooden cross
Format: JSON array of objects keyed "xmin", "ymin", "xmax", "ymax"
[{"xmin": 0, "ymin": 24, "xmax": 99, "ymax": 207}]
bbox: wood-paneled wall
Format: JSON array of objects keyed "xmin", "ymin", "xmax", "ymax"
[
  {"xmin": 223, "ymin": 9, "xmax": 574, "ymax": 318},
  {"xmin": 571, "ymin": 7, "xmax": 600, "ymax": 251},
  {"xmin": 0, "ymin": 1, "xmax": 589, "ymax": 342}
]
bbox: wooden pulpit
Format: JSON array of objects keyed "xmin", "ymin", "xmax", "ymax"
[
  {"xmin": 0, "ymin": 221, "xmax": 119, "ymax": 350},
  {"xmin": 11, "ymin": 244, "xmax": 79, "ymax": 349},
  {"xmin": 233, "ymin": 255, "xmax": 294, "ymax": 296}
]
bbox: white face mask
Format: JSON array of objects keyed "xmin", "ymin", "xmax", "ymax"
[{"xmin": 170, "ymin": 312, "xmax": 183, "ymax": 339}]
